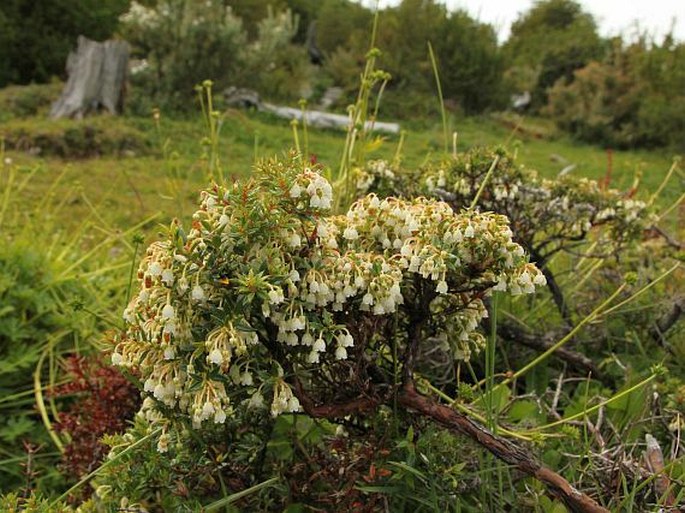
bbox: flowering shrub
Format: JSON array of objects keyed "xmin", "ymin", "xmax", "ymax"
[
  {"xmin": 425, "ymin": 149, "xmax": 647, "ymax": 256},
  {"xmin": 358, "ymin": 147, "xmax": 648, "ymax": 260},
  {"xmin": 355, "ymin": 147, "xmax": 650, "ymax": 321},
  {"xmin": 120, "ymin": 0, "xmax": 247, "ymax": 110},
  {"xmin": 112, "ymin": 154, "xmax": 543, "ymax": 445},
  {"xmin": 120, "ymin": 1, "xmax": 309, "ymax": 110}
]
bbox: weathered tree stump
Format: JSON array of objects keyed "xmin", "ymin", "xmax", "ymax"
[{"xmin": 50, "ymin": 36, "xmax": 129, "ymax": 119}]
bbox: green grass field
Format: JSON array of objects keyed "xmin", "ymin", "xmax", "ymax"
[{"xmin": 2, "ymin": 107, "xmax": 680, "ymax": 236}]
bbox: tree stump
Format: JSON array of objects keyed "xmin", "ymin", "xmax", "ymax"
[{"xmin": 50, "ymin": 36, "xmax": 129, "ymax": 119}]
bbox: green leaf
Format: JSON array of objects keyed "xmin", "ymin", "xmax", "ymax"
[{"xmin": 506, "ymin": 400, "xmax": 540, "ymax": 425}]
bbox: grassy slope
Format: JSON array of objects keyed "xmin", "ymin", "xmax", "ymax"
[{"xmin": 2, "ymin": 109, "xmax": 680, "ymax": 236}]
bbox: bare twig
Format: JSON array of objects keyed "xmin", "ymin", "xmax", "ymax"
[
  {"xmin": 290, "ymin": 372, "xmax": 609, "ymax": 511},
  {"xmin": 650, "ymin": 295, "xmax": 684, "ymax": 345},
  {"xmin": 499, "ymin": 323, "xmax": 601, "ymax": 379},
  {"xmin": 291, "ymin": 377, "xmax": 382, "ymax": 419},
  {"xmin": 647, "ymin": 226, "xmax": 683, "ymax": 250}
]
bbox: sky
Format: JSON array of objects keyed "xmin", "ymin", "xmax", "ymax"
[{"xmin": 359, "ymin": 0, "xmax": 684, "ymax": 43}]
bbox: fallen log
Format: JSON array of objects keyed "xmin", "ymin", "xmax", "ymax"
[{"xmin": 261, "ymin": 102, "xmax": 400, "ymax": 134}]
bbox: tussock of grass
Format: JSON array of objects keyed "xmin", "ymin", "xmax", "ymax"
[
  {"xmin": 1, "ymin": 117, "xmax": 150, "ymax": 159},
  {"xmin": 0, "ymin": 82, "xmax": 63, "ymax": 122}
]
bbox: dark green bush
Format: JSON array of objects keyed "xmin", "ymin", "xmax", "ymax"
[
  {"xmin": 503, "ymin": 0, "xmax": 605, "ymax": 109},
  {"xmin": 375, "ymin": 0, "xmax": 505, "ymax": 115},
  {"xmin": 0, "ymin": 0, "xmax": 130, "ymax": 87},
  {"xmin": 546, "ymin": 35, "xmax": 685, "ymax": 149}
]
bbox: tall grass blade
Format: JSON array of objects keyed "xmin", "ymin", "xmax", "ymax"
[
  {"xmin": 204, "ymin": 476, "xmax": 280, "ymax": 511},
  {"xmin": 427, "ymin": 41, "xmax": 448, "ymax": 155}
]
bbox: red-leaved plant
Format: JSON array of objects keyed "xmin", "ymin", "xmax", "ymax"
[{"xmin": 52, "ymin": 355, "xmax": 140, "ymax": 479}]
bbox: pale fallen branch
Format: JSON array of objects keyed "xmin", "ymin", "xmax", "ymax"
[{"xmin": 260, "ymin": 103, "xmax": 400, "ymax": 134}]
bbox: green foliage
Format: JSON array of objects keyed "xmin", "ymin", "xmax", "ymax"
[
  {"xmin": 358, "ymin": 425, "xmax": 476, "ymax": 512},
  {"xmin": 546, "ymin": 35, "xmax": 685, "ymax": 149},
  {"xmin": 121, "ymin": 1, "xmax": 310, "ymax": 111},
  {"xmin": 90, "ymin": 420, "xmax": 212, "ymax": 511},
  {"xmin": 375, "ymin": 0, "xmax": 505, "ymax": 115},
  {"xmin": 0, "ymin": 241, "xmax": 90, "ymax": 492},
  {"xmin": 0, "ymin": 160, "xmax": 133, "ymax": 495},
  {"xmin": 433, "ymin": 11, "xmax": 506, "ymax": 113},
  {"xmin": 228, "ymin": 0, "xmax": 289, "ymax": 38},
  {"xmin": 90, "ymin": 414, "xmax": 308, "ymax": 510},
  {"xmin": 241, "ymin": 9, "xmax": 311, "ymax": 101},
  {"xmin": 0, "ymin": 0, "xmax": 130, "ymax": 87},
  {"xmin": 503, "ymin": 0, "xmax": 604, "ymax": 107},
  {"xmin": 314, "ymin": 0, "xmax": 373, "ymax": 56},
  {"xmin": 121, "ymin": 0, "xmax": 248, "ymax": 111},
  {"xmin": 0, "ymin": 82, "xmax": 63, "ymax": 122},
  {"xmin": 0, "ymin": 492, "xmax": 76, "ymax": 513}
]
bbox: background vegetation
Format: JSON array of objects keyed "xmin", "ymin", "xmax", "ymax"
[{"xmin": 2, "ymin": 0, "xmax": 684, "ymax": 150}]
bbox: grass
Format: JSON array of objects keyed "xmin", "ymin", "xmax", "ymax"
[{"xmin": 2, "ymin": 108, "xmax": 680, "ymax": 237}]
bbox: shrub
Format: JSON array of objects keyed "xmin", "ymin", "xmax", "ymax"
[
  {"xmin": 374, "ymin": 0, "xmax": 505, "ymax": 115},
  {"xmin": 0, "ymin": 492, "xmax": 75, "ymax": 513},
  {"xmin": 121, "ymin": 0, "xmax": 247, "ymax": 110},
  {"xmin": 99, "ymin": 152, "xmax": 639, "ymax": 511},
  {"xmin": 355, "ymin": 147, "xmax": 650, "ymax": 323},
  {"xmin": 545, "ymin": 35, "xmax": 685, "ymax": 149},
  {"xmin": 503, "ymin": 0, "xmax": 605, "ymax": 109},
  {"xmin": 241, "ymin": 8, "xmax": 312, "ymax": 102},
  {"xmin": 112, "ymin": 154, "xmax": 543, "ymax": 431},
  {"xmin": 98, "ymin": 154, "xmax": 561, "ymax": 508},
  {"xmin": 120, "ymin": 1, "xmax": 310, "ymax": 111}
]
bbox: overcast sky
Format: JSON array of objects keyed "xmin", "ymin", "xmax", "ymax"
[{"xmin": 360, "ymin": 0, "xmax": 683, "ymax": 43}]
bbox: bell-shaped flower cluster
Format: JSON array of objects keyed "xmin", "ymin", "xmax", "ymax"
[
  {"xmin": 354, "ymin": 160, "xmax": 398, "ymax": 197},
  {"xmin": 359, "ymin": 147, "xmax": 650, "ymax": 261},
  {"xmin": 112, "ymin": 155, "xmax": 543, "ymax": 438}
]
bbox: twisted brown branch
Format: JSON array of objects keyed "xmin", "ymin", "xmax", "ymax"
[
  {"xmin": 398, "ymin": 382, "xmax": 609, "ymax": 513},
  {"xmin": 290, "ymin": 376, "xmax": 609, "ymax": 512},
  {"xmin": 498, "ymin": 323, "xmax": 602, "ymax": 379}
]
